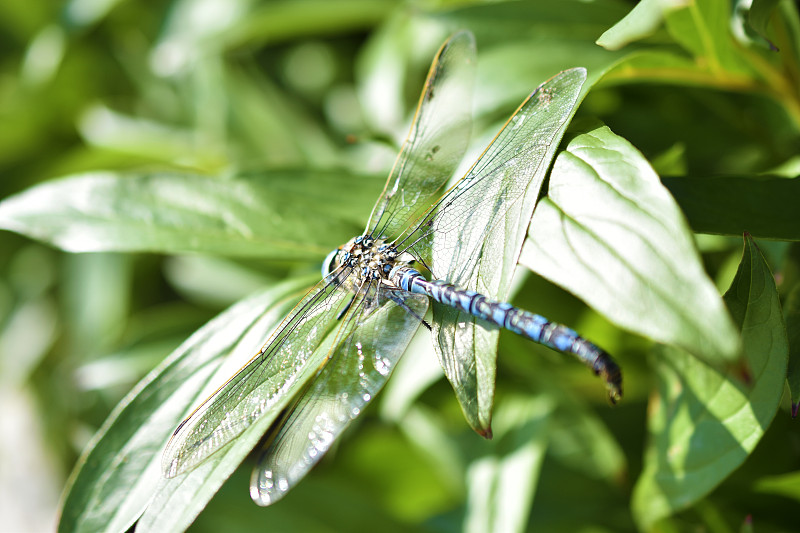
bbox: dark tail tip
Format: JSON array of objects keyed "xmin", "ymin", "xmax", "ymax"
[{"xmin": 600, "ymin": 354, "xmax": 623, "ymax": 404}]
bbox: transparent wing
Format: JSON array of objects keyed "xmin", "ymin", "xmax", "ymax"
[
  {"xmin": 250, "ymin": 290, "xmax": 427, "ymax": 505},
  {"xmin": 400, "ymin": 68, "xmax": 587, "ymax": 284},
  {"xmin": 366, "ymin": 30, "xmax": 475, "ymax": 241},
  {"xmin": 162, "ymin": 273, "xmax": 356, "ymax": 477},
  {"xmin": 396, "ymin": 68, "xmax": 588, "ymax": 433},
  {"xmin": 162, "ymin": 30, "xmax": 474, "ymax": 482}
]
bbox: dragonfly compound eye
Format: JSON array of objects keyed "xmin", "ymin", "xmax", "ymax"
[{"xmin": 322, "ymin": 248, "xmax": 340, "ymax": 278}]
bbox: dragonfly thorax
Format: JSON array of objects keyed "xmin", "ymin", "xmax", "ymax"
[{"xmin": 323, "ymin": 235, "xmax": 410, "ymax": 288}]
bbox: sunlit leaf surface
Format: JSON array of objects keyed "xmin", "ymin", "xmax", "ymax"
[
  {"xmin": 0, "ymin": 171, "xmax": 379, "ymax": 260},
  {"xmin": 57, "ymin": 276, "xmax": 314, "ymax": 533},
  {"xmin": 521, "ymin": 124, "xmax": 740, "ymax": 364},
  {"xmin": 632, "ymin": 236, "xmax": 787, "ymax": 529},
  {"xmin": 464, "ymin": 397, "xmax": 552, "ymax": 533}
]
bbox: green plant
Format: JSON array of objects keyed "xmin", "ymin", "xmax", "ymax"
[{"xmin": 1, "ymin": 1, "xmax": 799, "ymax": 532}]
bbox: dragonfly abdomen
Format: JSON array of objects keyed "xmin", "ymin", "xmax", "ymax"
[{"xmin": 391, "ymin": 265, "xmax": 622, "ymax": 402}]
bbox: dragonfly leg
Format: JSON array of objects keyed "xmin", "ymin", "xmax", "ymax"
[{"xmin": 387, "ymin": 291, "xmax": 431, "ymax": 330}]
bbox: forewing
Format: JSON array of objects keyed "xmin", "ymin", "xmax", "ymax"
[
  {"xmin": 250, "ymin": 291, "xmax": 427, "ymax": 505},
  {"xmin": 366, "ymin": 30, "xmax": 475, "ymax": 241},
  {"xmin": 162, "ymin": 274, "xmax": 354, "ymax": 478},
  {"xmin": 405, "ymin": 69, "xmax": 588, "ymax": 433}
]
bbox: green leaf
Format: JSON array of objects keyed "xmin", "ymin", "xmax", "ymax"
[
  {"xmin": 754, "ymin": 470, "xmax": 800, "ymax": 502},
  {"xmin": 547, "ymin": 398, "xmax": 626, "ymax": 482},
  {"xmin": 596, "ymin": 0, "xmax": 678, "ymax": 50},
  {"xmin": 631, "ymin": 235, "xmax": 788, "ymax": 529},
  {"xmin": 663, "ymin": 176, "xmax": 800, "ymax": 241},
  {"xmin": 223, "ymin": 68, "xmax": 339, "ymax": 168},
  {"xmin": 475, "ymin": 39, "xmax": 626, "ymax": 117},
  {"xmin": 77, "ymin": 105, "xmax": 226, "ymax": 169},
  {"xmin": 356, "ymin": 14, "xmax": 445, "ymax": 139},
  {"xmin": 57, "ymin": 275, "xmax": 313, "ymax": 533},
  {"xmin": 378, "ymin": 328, "xmax": 442, "ymax": 422},
  {"xmin": 599, "ymin": 0, "xmax": 765, "ymax": 87},
  {"xmin": 221, "ymin": 0, "xmax": 394, "ymax": 50},
  {"xmin": 784, "ymin": 284, "xmax": 800, "ymax": 416},
  {"xmin": 138, "ymin": 424, "xmax": 275, "ymax": 533},
  {"xmin": 601, "ymin": 48, "xmax": 705, "ymax": 81},
  {"xmin": 663, "ymin": 0, "xmax": 753, "ymax": 76},
  {"xmin": 521, "ymin": 124, "xmax": 740, "ymax": 364},
  {"xmin": 0, "ymin": 171, "xmax": 381, "ymax": 259},
  {"xmin": 748, "ymin": 0, "xmax": 780, "ymax": 50},
  {"xmin": 464, "ymin": 396, "xmax": 553, "ymax": 533}
]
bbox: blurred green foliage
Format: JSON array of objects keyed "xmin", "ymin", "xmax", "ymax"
[{"xmin": 1, "ymin": 0, "xmax": 800, "ymax": 532}]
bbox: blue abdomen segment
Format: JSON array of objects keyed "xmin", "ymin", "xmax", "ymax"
[{"xmin": 391, "ymin": 266, "xmax": 622, "ymax": 402}]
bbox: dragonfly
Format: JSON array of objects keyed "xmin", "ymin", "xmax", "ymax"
[{"xmin": 162, "ymin": 30, "xmax": 622, "ymax": 506}]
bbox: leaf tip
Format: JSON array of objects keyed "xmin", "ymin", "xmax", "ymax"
[
  {"xmin": 476, "ymin": 426, "xmax": 493, "ymax": 440},
  {"xmin": 742, "ymin": 514, "xmax": 754, "ymax": 533},
  {"xmin": 733, "ymin": 359, "xmax": 753, "ymax": 386}
]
